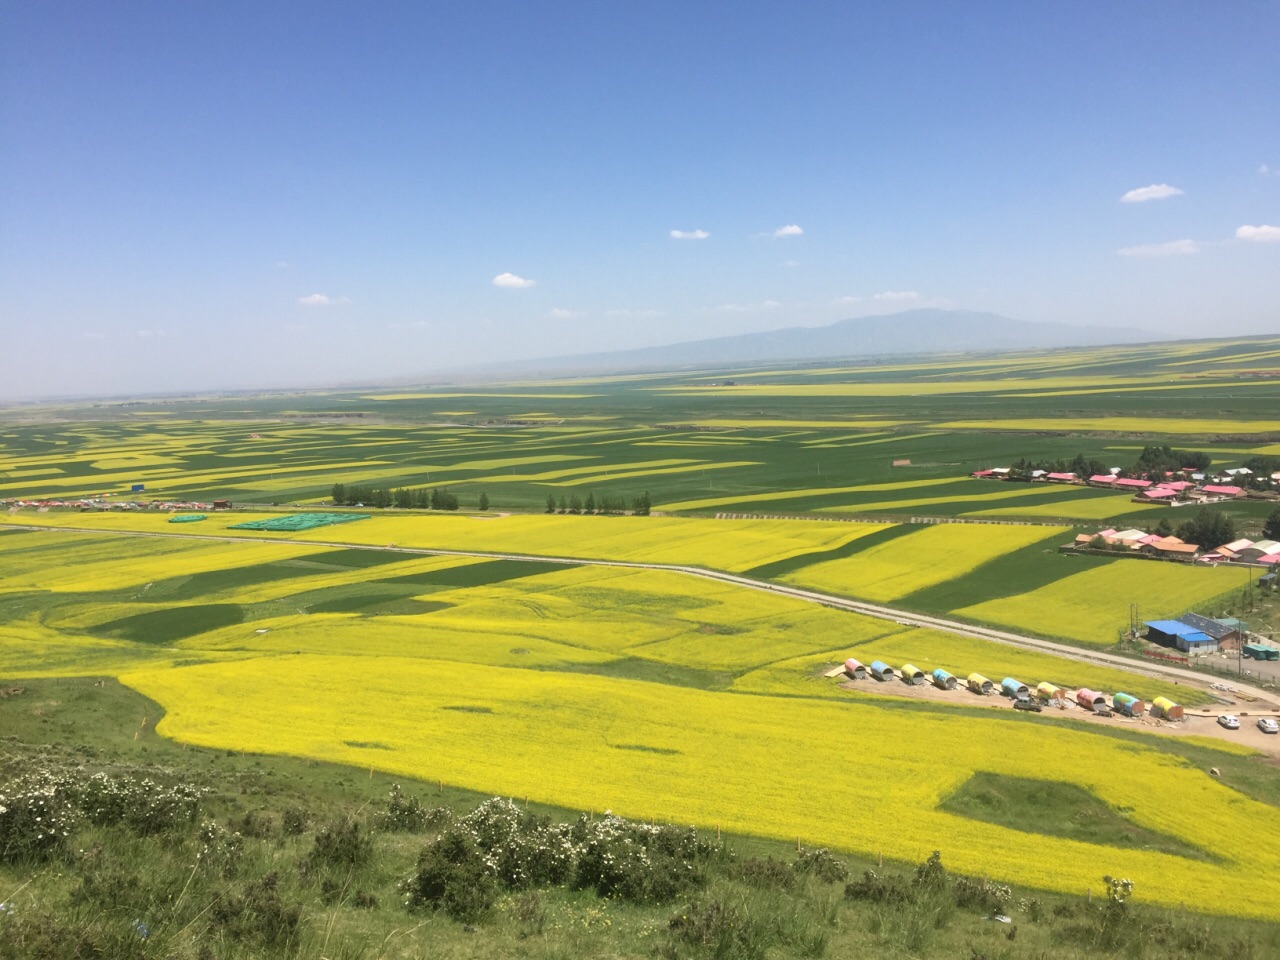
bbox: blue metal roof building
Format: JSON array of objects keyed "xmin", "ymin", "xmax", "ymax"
[{"xmin": 1144, "ymin": 620, "xmax": 1218, "ymax": 655}]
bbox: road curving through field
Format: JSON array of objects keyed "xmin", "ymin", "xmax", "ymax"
[{"xmin": 7, "ymin": 520, "xmax": 1273, "ymax": 705}]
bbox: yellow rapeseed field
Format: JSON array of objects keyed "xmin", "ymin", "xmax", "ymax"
[
  {"xmin": 0, "ymin": 531, "xmax": 329, "ymax": 593},
  {"xmin": 661, "ymin": 477, "xmax": 958, "ymax": 512},
  {"xmin": 122, "ymin": 654, "xmax": 1280, "ymax": 921},
  {"xmin": 781, "ymin": 523, "xmax": 1068, "ymax": 602},
  {"xmin": 938, "ymin": 417, "xmax": 1278, "ymax": 436},
  {"xmin": 956, "ymin": 561, "xmax": 1245, "ymax": 646},
  {"xmin": 4, "ymin": 511, "xmax": 888, "ymax": 573}
]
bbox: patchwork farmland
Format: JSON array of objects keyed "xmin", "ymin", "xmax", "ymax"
[{"xmin": 4, "ymin": 336, "xmax": 1280, "ymax": 957}]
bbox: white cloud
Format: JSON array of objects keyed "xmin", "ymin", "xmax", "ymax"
[
  {"xmin": 492, "ymin": 272, "xmax": 536, "ymax": 288},
  {"xmin": 135, "ymin": 328, "xmax": 167, "ymax": 339},
  {"xmin": 873, "ymin": 290, "xmax": 920, "ymax": 301},
  {"xmin": 773, "ymin": 224, "xmax": 804, "ymax": 237},
  {"xmin": 1120, "ymin": 183, "xmax": 1183, "ymax": 203},
  {"xmin": 784, "ymin": 259, "xmax": 800, "ymax": 268},
  {"xmin": 546, "ymin": 307, "xmax": 584, "ymax": 320},
  {"xmin": 710, "ymin": 299, "xmax": 782, "ymax": 313},
  {"xmin": 832, "ymin": 295, "xmax": 863, "ymax": 305},
  {"xmin": 298, "ymin": 293, "xmax": 351, "ymax": 306},
  {"xmin": 669, "ymin": 229, "xmax": 709, "ymax": 240},
  {"xmin": 1236, "ymin": 224, "xmax": 1280, "ymax": 242},
  {"xmin": 388, "ymin": 319, "xmax": 432, "ymax": 330},
  {"xmin": 1117, "ymin": 238, "xmax": 1199, "ymax": 257}
]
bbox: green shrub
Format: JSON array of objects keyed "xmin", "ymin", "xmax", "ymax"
[
  {"xmin": 210, "ymin": 872, "xmax": 303, "ymax": 949},
  {"xmin": 376, "ymin": 783, "xmax": 430, "ymax": 833},
  {"xmin": 307, "ymin": 818, "xmax": 373, "ymax": 871},
  {"xmin": 793, "ymin": 847, "xmax": 849, "ymax": 884},
  {"xmin": 402, "ymin": 827, "xmax": 497, "ymax": 922},
  {"xmin": 730, "ymin": 856, "xmax": 794, "ymax": 891}
]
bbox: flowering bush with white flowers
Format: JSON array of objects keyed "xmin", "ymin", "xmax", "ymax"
[
  {"xmin": 402, "ymin": 797, "xmax": 719, "ymax": 919},
  {"xmin": 0, "ymin": 768, "xmax": 209, "ymax": 863},
  {"xmin": 0, "ymin": 774, "xmax": 77, "ymax": 863}
]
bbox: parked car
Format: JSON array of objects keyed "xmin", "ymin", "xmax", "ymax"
[
  {"xmin": 1013, "ymin": 700, "xmax": 1042, "ymax": 712},
  {"xmin": 1257, "ymin": 718, "xmax": 1279, "ymax": 735},
  {"xmin": 1218, "ymin": 715, "xmax": 1240, "ymax": 730}
]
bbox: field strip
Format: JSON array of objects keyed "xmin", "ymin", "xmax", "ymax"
[{"xmin": 7, "ymin": 521, "xmax": 1268, "ymax": 702}]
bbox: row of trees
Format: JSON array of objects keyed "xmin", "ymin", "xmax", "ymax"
[
  {"xmin": 1006, "ymin": 445, "xmax": 1212, "ymax": 482},
  {"xmin": 545, "ymin": 491, "xmax": 651, "ymax": 516},
  {"xmin": 328, "ymin": 482, "xmax": 659, "ymax": 516},
  {"xmin": 331, "ymin": 483, "xmax": 485, "ymax": 512}
]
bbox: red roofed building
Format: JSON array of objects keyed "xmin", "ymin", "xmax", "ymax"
[{"xmin": 1198, "ymin": 484, "xmax": 1244, "ymax": 498}]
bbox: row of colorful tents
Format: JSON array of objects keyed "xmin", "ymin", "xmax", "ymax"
[{"xmin": 841, "ymin": 657, "xmax": 1183, "ymax": 720}]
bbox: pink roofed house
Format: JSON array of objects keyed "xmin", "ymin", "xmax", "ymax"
[
  {"xmin": 1045, "ymin": 472, "xmax": 1077, "ymax": 482},
  {"xmin": 1199, "ymin": 484, "xmax": 1244, "ymax": 497},
  {"xmin": 1115, "ymin": 477, "xmax": 1152, "ymax": 489},
  {"xmin": 1088, "ymin": 474, "xmax": 1117, "ymax": 487}
]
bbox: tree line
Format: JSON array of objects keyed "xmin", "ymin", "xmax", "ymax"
[
  {"xmin": 545, "ymin": 491, "xmax": 651, "ymax": 516},
  {"xmin": 1006, "ymin": 445, "xmax": 1212, "ymax": 482},
  {"xmin": 331, "ymin": 483, "xmax": 487, "ymax": 512}
]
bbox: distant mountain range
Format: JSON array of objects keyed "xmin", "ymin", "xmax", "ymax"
[{"xmin": 465, "ymin": 309, "xmax": 1164, "ymax": 377}]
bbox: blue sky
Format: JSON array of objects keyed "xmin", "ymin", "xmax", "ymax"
[{"xmin": 2, "ymin": 1, "xmax": 1277, "ymax": 398}]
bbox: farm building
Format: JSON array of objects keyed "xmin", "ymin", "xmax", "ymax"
[
  {"xmin": 1114, "ymin": 477, "xmax": 1152, "ymax": 491},
  {"xmin": 1044, "ymin": 472, "xmax": 1077, "ymax": 483},
  {"xmin": 1087, "ymin": 474, "xmax": 1118, "ymax": 488},
  {"xmin": 1176, "ymin": 613, "xmax": 1245, "ymax": 650},
  {"xmin": 1243, "ymin": 643, "xmax": 1279, "ymax": 661},
  {"xmin": 1215, "ymin": 538, "xmax": 1254, "ymax": 559},
  {"xmin": 212, "ymin": 500, "xmax": 232, "ymax": 510},
  {"xmin": 1144, "ymin": 620, "xmax": 1219, "ymax": 655},
  {"xmin": 1151, "ymin": 697, "xmax": 1184, "ymax": 720},
  {"xmin": 1240, "ymin": 540, "xmax": 1280, "ymax": 562},
  {"xmin": 1140, "ymin": 537, "xmax": 1200, "ymax": 560},
  {"xmin": 1196, "ymin": 484, "xmax": 1244, "ymax": 499}
]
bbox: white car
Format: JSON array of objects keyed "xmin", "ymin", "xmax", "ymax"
[
  {"xmin": 1257, "ymin": 718, "xmax": 1279, "ymax": 735},
  {"xmin": 1218, "ymin": 715, "xmax": 1240, "ymax": 730}
]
